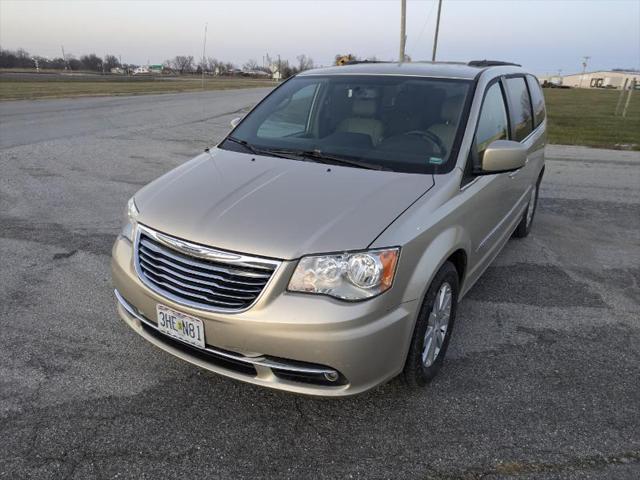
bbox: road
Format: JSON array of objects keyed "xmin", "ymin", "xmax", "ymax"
[{"xmin": 1, "ymin": 91, "xmax": 639, "ymax": 479}]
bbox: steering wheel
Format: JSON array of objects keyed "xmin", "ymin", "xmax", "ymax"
[{"xmin": 403, "ymin": 130, "xmax": 447, "ymax": 157}]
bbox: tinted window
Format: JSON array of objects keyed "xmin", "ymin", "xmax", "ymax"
[
  {"xmin": 475, "ymin": 82, "xmax": 509, "ymax": 158},
  {"xmin": 505, "ymin": 77, "xmax": 533, "ymax": 141},
  {"xmin": 224, "ymin": 76, "xmax": 471, "ymax": 174},
  {"xmin": 526, "ymin": 75, "xmax": 546, "ymax": 127}
]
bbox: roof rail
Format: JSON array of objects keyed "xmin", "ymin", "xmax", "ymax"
[{"xmin": 468, "ymin": 60, "xmax": 522, "ymax": 68}]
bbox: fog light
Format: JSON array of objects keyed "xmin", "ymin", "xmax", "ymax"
[{"xmin": 324, "ymin": 371, "xmax": 339, "ymax": 382}]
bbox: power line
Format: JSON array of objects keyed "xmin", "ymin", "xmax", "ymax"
[{"xmin": 407, "ymin": 0, "xmax": 437, "ymax": 57}]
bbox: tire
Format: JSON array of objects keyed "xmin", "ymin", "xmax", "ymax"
[
  {"xmin": 513, "ymin": 178, "xmax": 540, "ymax": 238},
  {"xmin": 403, "ymin": 261, "xmax": 459, "ymax": 387}
]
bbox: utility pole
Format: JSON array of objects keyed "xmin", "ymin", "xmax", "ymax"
[
  {"xmin": 432, "ymin": 0, "xmax": 443, "ymax": 61},
  {"xmin": 622, "ymin": 79, "xmax": 636, "ymax": 118},
  {"xmin": 615, "ymin": 78, "xmax": 629, "ymax": 115},
  {"xmin": 399, "ymin": 0, "xmax": 406, "ymax": 62},
  {"xmin": 579, "ymin": 56, "xmax": 590, "ymax": 88},
  {"xmin": 61, "ymin": 45, "xmax": 67, "ymax": 70},
  {"xmin": 201, "ymin": 23, "xmax": 208, "ymax": 89}
]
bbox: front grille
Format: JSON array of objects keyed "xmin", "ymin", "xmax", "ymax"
[{"xmin": 135, "ymin": 226, "xmax": 278, "ymax": 312}]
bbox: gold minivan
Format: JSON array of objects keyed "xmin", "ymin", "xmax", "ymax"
[{"xmin": 112, "ymin": 61, "xmax": 546, "ymax": 396}]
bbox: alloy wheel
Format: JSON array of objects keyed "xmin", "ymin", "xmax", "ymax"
[{"xmin": 421, "ymin": 282, "xmax": 452, "ymax": 368}]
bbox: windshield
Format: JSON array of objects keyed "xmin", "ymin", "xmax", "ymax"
[{"xmin": 221, "ymin": 75, "xmax": 471, "ymax": 174}]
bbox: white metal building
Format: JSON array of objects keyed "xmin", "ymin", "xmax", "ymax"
[{"xmin": 561, "ymin": 70, "xmax": 639, "ymax": 89}]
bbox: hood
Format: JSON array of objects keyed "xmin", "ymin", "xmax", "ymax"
[{"xmin": 135, "ymin": 148, "xmax": 434, "ymax": 260}]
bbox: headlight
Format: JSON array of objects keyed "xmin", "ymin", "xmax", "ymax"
[
  {"xmin": 288, "ymin": 248, "xmax": 399, "ymax": 300},
  {"xmin": 121, "ymin": 197, "xmax": 139, "ymax": 242}
]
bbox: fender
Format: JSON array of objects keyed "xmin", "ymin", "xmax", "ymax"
[{"xmin": 400, "ymin": 226, "xmax": 471, "ymax": 306}]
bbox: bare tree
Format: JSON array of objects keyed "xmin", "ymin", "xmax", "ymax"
[
  {"xmin": 242, "ymin": 59, "xmax": 259, "ymax": 71},
  {"xmin": 103, "ymin": 54, "xmax": 120, "ymax": 71},
  {"xmin": 278, "ymin": 59, "xmax": 297, "ymax": 79},
  {"xmin": 296, "ymin": 54, "xmax": 314, "ymax": 72},
  {"xmin": 208, "ymin": 57, "xmax": 234, "ymax": 75},
  {"xmin": 170, "ymin": 55, "xmax": 194, "ymax": 74},
  {"xmin": 0, "ymin": 48, "xmax": 31, "ymax": 68},
  {"xmin": 80, "ymin": 53, "xmax": 102, "ymax": 71},
  {"xmin": 207, "ymin": 57, "xmax": 219, "ymax": 73},
  {"xmin": 66, "ymin": 55, "xmax": 82, "ymax": 71}
]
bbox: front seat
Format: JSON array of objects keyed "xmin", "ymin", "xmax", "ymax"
[
  {"xmin": 337, "ymin": 99, "xmax": 384, "ymax": 145},
  {"xmin": 427, "ymin": 95, "xmax": 464, "ymax": 149}
]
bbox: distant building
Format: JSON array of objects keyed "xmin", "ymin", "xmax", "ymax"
[
  {"xmin": 133, "ymin": 66, "xmax": 150, "ymax": 75},
  {"xmin": 110, "ymin": 67, "xmax": 125, "ymax": 74},
  {"xmin": 561, "ymin": 70, "xmax": 639, "ymax": 89},
  {"xmin": 149, "ymin": 64, "xmax": 163, "ymax": 74},
  {"xmin": 537, "ymin": 75, "xmax": 563, "ymax": 86},
  {"xmin": 270, "ymin": 64, "xmax": 282, "ymax": 81}
]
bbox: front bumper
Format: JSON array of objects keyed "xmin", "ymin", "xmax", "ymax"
[{"xmin": 112, "ymin": 235, "xmax": 417, "ymax": 396}]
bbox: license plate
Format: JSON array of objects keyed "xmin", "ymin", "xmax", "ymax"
[{"xmin": 156, "ymin": 304, "xmax": 205, "ymax": 349}]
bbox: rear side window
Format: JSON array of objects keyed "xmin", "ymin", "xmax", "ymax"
[
  {"xmin": 505, "ymin": 77, "xmax": 533, "ymax": 141},
  {"xmin": 526, "ymin": 75, "xmax": 546, "ymax": 127},
  {"xmin": 475, "ymin": 82, "xmax": 509, "ymax": 159}
]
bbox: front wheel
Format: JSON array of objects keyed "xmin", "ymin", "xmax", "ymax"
[{"xmin": 403, "ymin": 261, "xmax": 459, "ymax": 387}]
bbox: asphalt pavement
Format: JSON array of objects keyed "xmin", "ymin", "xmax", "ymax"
[{"xmin": 1, "ymin": 90, "xmax": 639, "ymax": 479}]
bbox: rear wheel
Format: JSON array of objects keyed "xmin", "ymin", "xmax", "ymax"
[{"xmin": 403, "ymin": 262, "xmax": 459, "ymax": 387}]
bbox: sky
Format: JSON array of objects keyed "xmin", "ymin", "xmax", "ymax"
[{"xmin": 1, "ymin": 0, "xmax": 639, "ymax": 75}]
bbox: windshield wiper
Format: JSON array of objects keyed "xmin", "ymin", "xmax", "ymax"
[
  {"xmin": 266, "ymin": 148, "xmax": 388, "ymax": 171},
  {"xmin": 224, "ymin": 137, "xmax": 303, "ymax": 161},
  {"xmin": 224, "ymin": 136, "xmax": 261, "ymax": 155},
  {"xmin": 224, "ymin": 140, "xmax": 388, "ymax": 171}
]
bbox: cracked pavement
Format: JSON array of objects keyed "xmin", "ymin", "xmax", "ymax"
[{"xmin": 1, "ymin": 90, "xmax": 639, "ymax": 479}]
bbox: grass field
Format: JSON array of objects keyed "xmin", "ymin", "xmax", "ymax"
[
  {"xmin": 0, "ymin": 76, "xmax": 274, "ymax": 100},
  {"xmin": 543, "ymin": 88, "xmax": 640, "ymax": 150}
]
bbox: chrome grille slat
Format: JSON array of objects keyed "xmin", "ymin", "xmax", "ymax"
[
  {"xmin": 144, "ymin": 276, "xmax": 245, "ymax": 307},
  {"xmin": 138, "ymin": 250, "xmax": 268, "ymax": 286},
  {"xmin": 140, "ymin": 239, "xmax": 272, "ymax": 278},
  {"xmin": 142, "ymin": 267, "xmax": 257, "ymax": 300},
  {"xmin": 138, "ymin": 257, "xmax": 264, "ymax": 293},
  {"xmin": 134, "ymin": 225, "xmax": 279, "ymax": 312}
]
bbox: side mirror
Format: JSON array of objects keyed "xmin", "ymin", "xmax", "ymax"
[
  {"xmin": 230, "ymin": 117, "xmax": 242, "ymax": 129},
  {"xmin": 480, "ymin": 140, "xmax": 527, "ymax": 173}
]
